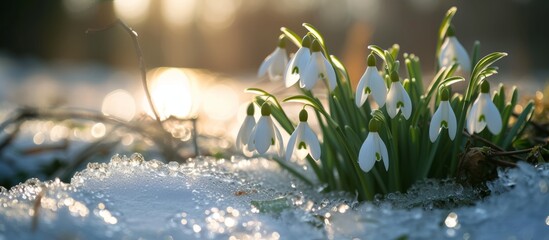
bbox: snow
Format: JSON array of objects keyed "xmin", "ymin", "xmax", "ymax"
[{"xmin": 1, "ymin": 154, "xmax": 549, "ymax": 239}]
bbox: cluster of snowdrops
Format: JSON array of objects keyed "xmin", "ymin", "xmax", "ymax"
[{"xmin": 235, "ymin": 7, "xmax": 533, "ymax": 200}]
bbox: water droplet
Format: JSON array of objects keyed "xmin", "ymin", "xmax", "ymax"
[{"xmin": 168, "ymin": 161, "xmax": 180, "ymax": 171}]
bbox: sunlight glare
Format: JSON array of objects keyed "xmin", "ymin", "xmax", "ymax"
[
  {"xmin": 147, "ymin": 68, "xmax": 195, "ymax": 120},
  {"xmin": 162, "ymin": 0, "xmax": 196, "ymax": 28},
  {"xmin": 102, "ymin": 89, "xmax": 136, "ymax": 122},
  {"xmin": 114, "ymin": 0, "xmax": 151, "ymax": 23},
  {"xmin": 203, "ymin": 84, "xmax": 238, "ymax": 121},
  {"xmin": 200, "ymin": 0, "xmax": 240, "ymax": 29}
]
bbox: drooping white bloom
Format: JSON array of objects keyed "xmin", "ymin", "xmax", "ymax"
[
  {"xmin": 386, "ymin": 72, "xmax": 412, "ymax": 119},
  {"xmin": 284, "ymin": 34, "xmax": 312, "ymax": 88},
  {"xmin": 258, "ymin": 37, "xmax": 289, "ymax": 82},
  {"xmin": 358, "ymin": 120, "xmax": 389, "ymax": 172},
  {"xmin": 355, "ymin": 54, "xmax": 387, "ymax": 107},
  {"xmin": 429, "ymin": 88, "xmax": 457, "ymax": 142},
  {"xmin": 236, "ymin": 103, "xmax": 256, "ymax": 157},
  {"xmin": 439, "ymin": 26, "xmax": 471, "ymax": 75},
  {"xmin": 300, "ymin": 40, "xmax": 337, "ymax": 91},
  {"xmin": 286, "ymin": 109, "xmax": 321, "ymax": 161},
  {"xmin": 466, "ymin": 81, "xmax": 502, "ymax": 134},
  {"xmin": 247, "ymin": 104, "xmax": 284, "ymax": 157}
]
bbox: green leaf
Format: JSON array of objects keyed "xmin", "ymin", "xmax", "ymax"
[
  {"xmin": 280, "ymin": 27, "xmax": 302, "ymax": 47},
  {"xmin": 471, "ymin": 41, "xmax": 480, "ymax": 71},
  {"xmin": 302, "ymin": 23, "xmax": 325, "ymax": 47},
  {"xmin": 367, "ymin": 45, "xmax": 386, "ymax": 62},
  {"xmin": 501, "ymin": 102, "xmax": 534, "ymax": 149},
  {"xmin": 440, "ymin": 76, "xmax": 465, "ymax": 88},
  {"xmin": 245, "ymin": 87, "xmax": 273, "ymax": 96},
  {"xmin": 283, "ymin": 95, "xmax": 322, "ymax": 111},
  {"xmin": 471, "ymin": 52, "xmax": 507, "ymax": 83},
  {"xmin": 389, "ymin": 44, "xmax": 400, "ymax": 60},
  {"xmin": 251, "ymin": 197, "xmax": 291, "ymax": 214}
]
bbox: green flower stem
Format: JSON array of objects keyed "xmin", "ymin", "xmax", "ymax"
[
  {"xmin": 420, "ymin": 136, "xmax": 440, "ymax": 179},
  {"xmin": 388, "ymin": 117, "xmax": 402, "ymax": 192},
  {"xmin": 280, "ymin": 27, "xmax": 302, "ymax": 48}
]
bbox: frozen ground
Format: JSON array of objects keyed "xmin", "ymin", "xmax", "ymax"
[{"xmin": 1, "ymin": 154, "xmax": 549, "ymax": 239}]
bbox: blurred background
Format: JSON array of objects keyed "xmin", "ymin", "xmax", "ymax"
[
  {"xmin": 0, "ymin": 0, "xmax": 548, "ymax": 79},
  {"xmin": 0, "ymin": 0, "xmax": 548, "ymax": 186}
]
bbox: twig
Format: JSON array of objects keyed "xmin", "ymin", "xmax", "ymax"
[
  {"xmin": 486, "ymin": 157, "xmax": 517, "ymax": 168},
  {"xmin": 463, "ymin": 130, "xmax": 504, "ymax": 151},
  {"xmin": 86, "ymin": 20, "xmax": 164, "ymax": 132}
]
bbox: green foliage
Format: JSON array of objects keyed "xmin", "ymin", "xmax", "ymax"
[{"xmin": 242, "ymin": 7, "xmax": 537, "ymax": 200}]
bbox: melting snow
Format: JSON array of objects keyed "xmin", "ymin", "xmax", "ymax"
[{"xmin": 1, "ymin": 154, "xmax": 548, "ymax": 239}]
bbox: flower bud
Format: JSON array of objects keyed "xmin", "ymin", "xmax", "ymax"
[
  {"xmin": 301, "ymin": 34, "xmax": 313, "ymax": 48},
  {"xmin": 440, "ymin": 87, "xmax": 450, "ymax": 101},
  {"xmin": 299, "ymin": 109, "xmax": 308, "ymax": 122},
  {"xmin": 310, "ymin": 40, "xmax": 322, "ymax": 52},
  {"xmin": 368, "ymin": 119, "xmax": 381, "ymax": 132},
  {"xmin": 261, "ymin": 104, "xmax": 271, "ymax": 116},
  {"xmin": 246, "ymin": 103, "xmax": 255, "ymax": 116},
  {"xmin": 367, "ymin": 54, "xmax": 376, "ymax": 67},
  {"xmin": 390, "ymin": 71, "xmax": 400, "ymax": 82},
  {"xmin": 480, "ymin": 80, "xmax": 490, "ymax": 93}
]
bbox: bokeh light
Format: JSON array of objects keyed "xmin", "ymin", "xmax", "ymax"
[
  {"xmin": 146, "ymin": 68, "xmax": 196, "ymax": 120},
  {"xmin": 203, "ymin": 84, "xmax": 238, "ymax": 121},
  {"xmin": 161, "ymin": 0, "xmax": 196, "ymax": 28},
  {"xmin": 102, "ymin": 89, "xmax": 136, "ymax": 122},
  {"xmin": 114, "ymin": 0, "xmax": 151, "ymax": 23}
]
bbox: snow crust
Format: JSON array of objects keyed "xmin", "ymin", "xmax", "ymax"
[{"xmin": 1, "ymin": 154, "xmax": 548, "ymax": 239}]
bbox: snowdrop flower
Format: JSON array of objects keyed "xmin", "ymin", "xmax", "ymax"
[
  {"xmin": 429, "ymin": 88, "xmax": 457, "ymax": 142},
  {"xmin": 284, "ymin": 34, "xmax": 312, "ymax": 88},
  {"xmin": 358, "ymin": 119, "xmax": 389, "ymax": 172},
  {"xmin": 247, "ymin": 104, "xmax": 284, "ymax": 157},
  {"xmin": 386, "ymin": 71, "xmax": 412, "ymax": 119},
  {"xmin": 301, "ymin": 40, "xmax": 337, "ymax": 91},
  {"xmin": 236, "ymin": 103, "xmax": 256, "ymax": 157},
  {"xmin": 286, "ymin": 109, "xmax": 321, "ymax": 161},
  {"xmin": 466, "ymin": 80, "xmax": 502, "ymax": 134},
  {"xmin": 439, "ymin": 26, "xmax": 471, "ymax": 76},
  {"xmin": 355, "ymin": 54, "xmax": 387, "ymax": 107},
  {"xmin": 258, "ymin": 36, "xmax": 289, "ymax": 81}
]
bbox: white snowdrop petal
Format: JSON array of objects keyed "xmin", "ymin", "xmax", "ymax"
[
  {"xmin": 400, "ymin": 84, "xmax": 413, "ymax": 120},
  {"xmin": 447, "ymin": 102, "xmax": 458, "ymax": 140},
  {"xmin": 268, "ymin": 48, "xmax": 288, "ymax": 81},
  {"xmin": 450, "ymin": 37, "xmax": 471, "ymax": 74},
  {"xmin": 355, "ymin": 70, "xmax": 369, "ymax": 107},
  {"xmin": 484, "ymin": 99, "xmax": 502, "ymax": 134},
  {"xmin": 386, "ymin": 82, "xmax": 399, "ymax": 118},
  {"xmin": 284, "ymin": 48, "xmax": 309, "ymax": 87},
  {"xmin": 369, "ymin": 69, "xmax": 387, "ymax": 107},
  {"xmin": 429, "ymin": 107, "xmax": 443, "ymax": 142},
  {"xmin": 439, "ymin": 36, "xmax": 471, "ymax": 76},
  {"xmin": 303, "ymin": 124, "xmax": 321, "ymax": 160},
  {"xmin": 284, "ymin": 58, "xmax": 300, "ymax": 87},
  {"xmin": 377, "ymin": 134, "xmax": 389, "ymax": 171},
  {"xmin": 438, "ymin": 38, "xmax": 451, "ymax": 68},
  {"xmin": 254, "ymin": 117, "xmax": 273, "ymax": 154},
  {"xmin": 258, "ymin": 51, "xmax": 275, "ymax": 78},
  {"xmin": 466, "ymin": 98, "xmax": 480, "ymax": 134},
  {"xmin": 301, "ymin": 55, "xmax": 321, "ymax": 90},
  {"xmin": 358, "ymin": 134, "xmax": 376, "ymax": 172},
  {"xmin": 236, "ymin": 116, "xmax": 255, "ymax": 149},
  {"xmin": 246, "ymin": 124, "xmax": 257, "ymax": 152},
  {"xmin": 285, "ymin": 127, "xmax": 299, "ymax": 162},
  {"xmin": 273, "ymin": 123, "xmax": 285, "ymax": 157},
  {"xmin": 324, "ymin": 58, "xmax": 337, "ymax": 91}
]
